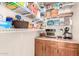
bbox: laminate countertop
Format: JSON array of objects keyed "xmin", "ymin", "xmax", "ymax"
[{"xmin": 35, "ymin": 37, "xmax": 79, "ymax": 44}]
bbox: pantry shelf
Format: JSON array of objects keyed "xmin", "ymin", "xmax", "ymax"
[
  {"xmin": 4, "ymin": 2, "xmax": 35, "ymax": 18},
  {"xmin": 45, "ymin": 12, "xmax": 73, "ymax": 19},
  {"xmin": 0, "ymin": 28, "xmax": 44, "ymax": 33}
]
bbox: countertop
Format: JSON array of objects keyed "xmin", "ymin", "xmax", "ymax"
[{"xmin": 36, "ymin": 37, "xmax": 79, "ymax": 44}]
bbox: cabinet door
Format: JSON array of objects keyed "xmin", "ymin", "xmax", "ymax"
[
  {"xmin": 57, "ymin": 42, "xmax": 66, "ymax": 56},
  {"xmin": 45, "ymin": 40, "xmax": 58, "ymax": 56},
  {"xmin": 46, "ymin": 44, "xmax": 58, "ymax": 56},
  {"xmin": 50, "ymin": 45, "xmax": 59, "ymax": 56},
  {"xmin": 58, "ymin": 47, "xmax": 68, "ymax": 56},
  {"xmin": 65, "ymin": 48, "xmax": 77, "ymax": 56},
  {"xmin": 35, "ymin": 40, "xmax": 45, "ymax": 56},
  {"xmin": 45, "ymin": 44, "xmax": 51, "ymax": 56},
  {"xmin": 58, "ymin": 47, "xmax": 77, "ymax": 56},
  {"xmin": 77, "ymin": 47, "xmax": 79, "ymax": 56}
]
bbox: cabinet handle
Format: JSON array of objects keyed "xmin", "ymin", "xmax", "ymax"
[
  {"xmin": 42, "ymin": 45, "xmax": 43, "ymax": 51},
  {"xmin": 42, "ymin": 45, "xmax": 46, "ymax": 56},
  {"xmin": 57, "ymin": 49, "xmax": 59, "ymax": 53}
]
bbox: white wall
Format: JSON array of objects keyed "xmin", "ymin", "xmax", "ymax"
[{"xmin": 72, "ymin": 3, "xmax": 79, "ymax": 41}]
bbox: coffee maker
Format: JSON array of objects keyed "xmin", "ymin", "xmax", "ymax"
[{"xmin": 63, "ymin": 27, "xmax": 72, "ymax": 39}]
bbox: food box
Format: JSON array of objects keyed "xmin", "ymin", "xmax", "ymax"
[{"xmin": 51, "ymin": 9, "xmax": 58, "ymax": 17}]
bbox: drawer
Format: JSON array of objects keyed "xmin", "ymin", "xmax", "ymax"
[
  {"xmin": 0, "ymin": 52, "xmax": 8, "ymax": 56},
  {"xmin": 35, "ymin": 39, "xmax": 45, "ymax": 44},
  {"xmin": 65, "ymin": 43, "xmax": 78, "ymax": 49},
  {"xmin": 45, "ymin": 40, "xmax": 58, "ymax": 47},
  {"xmin": 0, "ymin": 49, "xmax": 8, "ymax": 56}
]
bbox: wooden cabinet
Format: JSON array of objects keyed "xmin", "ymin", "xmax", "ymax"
[
  {"xmin": 35, "ymin": 39, "xmax": 46, "ymax": 56},
  {"xmin": 35, "ymin": 39, "xmax": 79, "ymax": 56}
]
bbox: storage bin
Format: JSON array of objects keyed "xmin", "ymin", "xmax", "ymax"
[
  {"xmin": 0, "ymin": 21, "xmax": 12, "ymax": 29},
  {"xmin": 51, "ymin": 9, "xmax": 58, "ymax": 17},
  {"xmin": 12, "ymin": 20, "xmax": 29, "ymax": 28}
]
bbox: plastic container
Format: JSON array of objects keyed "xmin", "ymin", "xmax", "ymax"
[
  {"xmin": 0, "ymin": 21, "xmax": 12, "ymax": 29},
  {"xmin": 6, "ymin": 17, "xmax": 13, "ymax": 22}
]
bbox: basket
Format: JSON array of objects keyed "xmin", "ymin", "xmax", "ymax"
[{"xmin": 12, "ymin": 20, "xmax": 29, "ymax": 28}]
